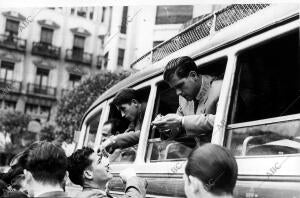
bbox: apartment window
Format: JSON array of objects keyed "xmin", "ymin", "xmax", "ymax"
[
  {"xmin": 71, "ymin": 8, "xmax": 75, "ymax": 15},
  {"xmin": 40, "ymin": 27, "xmax": 53, "ymax": 44},
  {"xmin": 0, "ymin": 61, "xmax": 14, "ymax": 81},
  {"xmin": 155, "ymin": 5, "xmax": 193, "ymax": 24},
  {"xmin": 89, "ymin": 12, "xmax": 94, "ymax": 20},
  {"xmin": 69, "ymin": 74, "xmax": 81, "ymax": 88},
  {"xmin": 120, "ymin": 6, "xmax": 128, "ymax": 34},
  {"xmin": 104, "ymin": 52, "xmax": 109, "ymax": 69},
  {"xmin": 5, "ymin": 19, "xmax": 20, "ymax": 35},
  {"xmin": 35, "ymin": 68, "xmax": 49, "ymax": 87},
  {"xmin": 153, "ymin": 41, "xmax": 164, "ymax": 47},
  {"xmin": 25, "ymin": 103, "xmax": 39, "ymax": 114},
  {"xmin": 101, "ymin": 7, "xmax": 106, "ymax": 22},
  {"xmin": 4, "ymin": 100, "xmax": 16, "ymax": 111},
  {"xmin": 73, "ymin": 35, "xmax": 85, "ymax": 58},
  {"xmin": 77, "ymin": 8, "xmax": 87, "ymax": 18},
  {"xmin": 117, "ymin": 49, "xmax": 125, "ymax": 66}
]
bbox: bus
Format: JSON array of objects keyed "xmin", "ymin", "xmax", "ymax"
[{"xmin": 74, "ymin": 4, "xmax": 300, "ymax": 198}]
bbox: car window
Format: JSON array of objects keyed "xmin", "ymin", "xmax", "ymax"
[{"xmin": 227, "ymin": 29, "xmax": 300, "ymax": 156}]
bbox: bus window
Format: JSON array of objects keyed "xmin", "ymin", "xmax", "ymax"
[
  {"xmin": 227, "ymin": 29, "xmax": 300, "ymax": 156},
  {"xmin": 146, "ymin": 81, "xmax": 193, "ymax": 161},
  {"xmin": 104, "ymin": 87, "xmax": 150, "ymax": 163},
  {"xmin": 84, "ymin": 110, "xmax": 102, "ymax": 148},
  {"xmin": 146, "ymin": 58, "xmax": 227, "ymax": 161}
]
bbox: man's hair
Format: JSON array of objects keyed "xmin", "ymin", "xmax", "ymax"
[
  {"xmin": 185, "ymin": 143, "xmax": 238, "ymax": 195},
  {"xmin": 112, "ymin": 88, "xmax": 141, "ymax": 106},
  {"xmin": 163, "ymin": 56, "xmax": 198, "ymax": 82},
  {"xmin": 103, "ymin": 119, "xmax": 124, "ymax": 135},
  {"xmin": 18, "ymin": 141, "xmax": 67, "ymax": 185},
  {"xmin": 67, "ymin": 147, "xmax": 94, "ymax": 186}
]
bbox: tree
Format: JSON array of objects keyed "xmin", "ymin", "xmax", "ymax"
[
  {"xmin": 0, "ymin": 110, "xmax": 31, "ymax": 135},
  {"xmin": 56, "ymin": 70, "xmax": 130, "ymax": 138},
  {"xmin": 40, "ymin": 124, "xmax": 56, "ymax": 142},
  {"xmin": 0, "ymin": 110, "xmax": 32, "ymax": 158}
]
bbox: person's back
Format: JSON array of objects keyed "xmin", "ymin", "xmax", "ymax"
[{"xmin": 18, "ymin": 141, "xmax": 69, "ymax": 198}]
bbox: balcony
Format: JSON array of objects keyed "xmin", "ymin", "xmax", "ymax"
[
  {"xmin": 0, "ymin": 34, "xmax": 26, "ymax": 52},
  {"xmin": 31, "ymin": 42, "xmax": 60, "ymax": 59},
  {"xmin": 0, "ymin": 78, "xmax": 22, "ymax": 94},
  {"xmin": 65, "ymin": 49, "xmax": 92, "ymax": 66},
  {"xmin": 27, "ymin": 83, "xmax": 56, "ymax": 98}
]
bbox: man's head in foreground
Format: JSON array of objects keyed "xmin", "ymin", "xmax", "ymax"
[
  {"xmin": 67, "ymin": 147, "xmax": 112, "ymax": 189},
  {"xmin": 18, "ymin": 141, "xmax": 68, "ymax": 197}
]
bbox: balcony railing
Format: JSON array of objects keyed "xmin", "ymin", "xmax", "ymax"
[
  {"xmin": 65, "ymin": 49, "xmax": 92, "ymax": 66},
  {"xmin": 27, "ymin": 83, "xmax": 56, "ymax": 98},
  {"xmin": 31, "ymin": 42, "xmax": 61, "ymax": 59},
  {"xmin": 0, "ymin": 79, "xmax": 22, "ymax": 94},
  {"xmin": 0, "ymin": 34, "xmax": 27, "ymax": 52}
]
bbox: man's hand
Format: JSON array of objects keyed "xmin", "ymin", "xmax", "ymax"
[
  {"xmin": 120, "ymin": 167, "xmax": 136, "ymax": 183},
  {"xmin": 152, "ymin": 113, "xmax": 183, "ymax": 130}
]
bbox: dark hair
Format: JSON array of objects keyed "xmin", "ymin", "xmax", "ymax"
[
  {"xmin": 18, "ymin": 141, "xmax": 67, "ymax": 185},
  {"xmin": 1, "ymin": 165, "xmax": 23, "ymax": 186},
  {"xmin": 185, "ymin": 143, "xmax": 238, "ymax": 195},
  {"xmin": 112, "ymin": 88, "xmax": 140, "ymax": 106},
  {"xmin": 67, "ymin": 147, "xmax": 94, "ymax": 186},
  {"xmin": 103, "ymin": 119, "xmax": 125, "ymax": 135},
  {"xmin": 163, "ymin": 56, "xmax": 198, "ymax": 82}
]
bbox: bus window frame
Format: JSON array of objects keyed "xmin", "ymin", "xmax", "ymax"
[
  {"xmin": 78, "ymin": 101, "xmax": 108, "ymax": 150},
  {"xmin": 220, "ymin": 19, "xmax": 300, "ymax": 177}
]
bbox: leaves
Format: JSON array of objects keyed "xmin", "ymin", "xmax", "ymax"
[
  {"xmin": 55, "ymin": 70, "xmax": 131, "ymax": 138},
  {"xmin": 0, "ymin": 110, "xmax": 31, "ymax": 134}
]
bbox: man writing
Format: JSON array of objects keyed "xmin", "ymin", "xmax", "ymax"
[{"xmin": 152, "ymin": 56, "xmax": 223, "ymax": 141}]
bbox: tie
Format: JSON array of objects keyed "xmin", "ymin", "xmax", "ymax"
[{"xmin": 194, "ymin": 100, "xmax": 199, "ymax": 114}]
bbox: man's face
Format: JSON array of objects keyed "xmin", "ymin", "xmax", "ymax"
[
  {"xmin": 118, "ymin": 102, "xmax": 139, "ymax": 122},
  {"xmin": 88, "ymin": 152, "xmax": 112, "ymax": 184},
  {"xmin": 168, "ymin": 72, "xmax": 199, "ymax": 101},
  {"xmin": 102, "ymin": 123, "xmax": 112, "ymax": 142}
]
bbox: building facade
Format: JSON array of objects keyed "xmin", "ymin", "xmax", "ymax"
[{"xmin": 0, "ymin": 7, "xmax": 110, "ymax": 123}]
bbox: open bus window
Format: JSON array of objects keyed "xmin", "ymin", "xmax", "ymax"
[
  {"xmin": 84, "ymin": 110, "xmax": 102, "ymax": 148},
  {"xmin": 146, "ymin": 81, "xmax": 193, "ymax": 161},
  {"xmin": 104, "ymin": 87, "xmax": 150, "ymax": 163},
  {"xmin": 146, "ymin": 58, "xmax": 226, "ymax": 161},
  {"xmin": 227, "ymin": 29, "xmax": 300, "ymax": 156}
]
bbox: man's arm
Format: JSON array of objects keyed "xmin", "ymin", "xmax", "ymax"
[
  {"xmin": 103, "ymin": 130, "xmax": 140, "ymax": 152},
  {"xmin": 181, "ymin": 114, "xmax": 215, "ymax": 136},
  {"xmin": 122, "ymin": 177, "xmax": 147, "ymax": 198}
]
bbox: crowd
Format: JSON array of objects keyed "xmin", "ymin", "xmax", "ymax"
[{"xmin": 0, "ymin": 56, "xmax": 238, "ymax": 198}]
